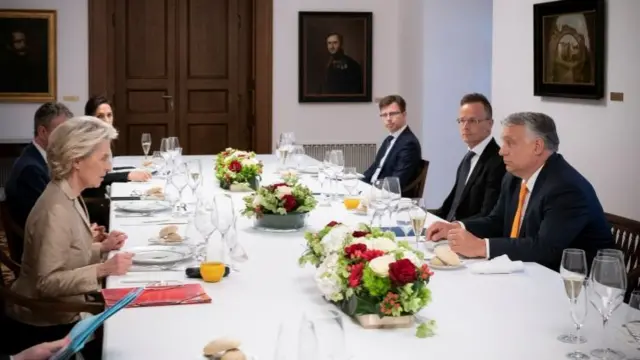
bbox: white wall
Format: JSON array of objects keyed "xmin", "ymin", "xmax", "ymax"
[
  {"xmin": 420, "ymin": 0, "xmax": 493, "ymax": 207},
  {"xmin": 492, "ymin": 0, "xmax": 640, "ymax": 220},
  {"xmin": 0, "ymin": 0, "xmax": 88, "ymax": 141}
]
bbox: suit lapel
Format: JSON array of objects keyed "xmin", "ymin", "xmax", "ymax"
[
  {"xmin": 458, "ymin": 138, "xmax": 499, "ymax": 202},
  {"xmin": 380, "ymin": 127, "xmax": 410, "ymax": 173},
  {"xmin": 519, "ymin": 155, "xmax": 557, "ymax": 236},
  {"xmin": 74, "ymin": 197, "xmax": 93, "ymax": 236}
]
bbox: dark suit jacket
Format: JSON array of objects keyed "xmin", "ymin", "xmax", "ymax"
[
  {"xmin": 463, "ymin": 153, "xmax": 614, "ymax": 270},
  {"xmin": 5, "ymin": 143, "xmax": 49, "ymax": 232},
  {"xmin": 432, "ymin": 138, "xmax": 506, "ymax": 221},
  {"xmin": 363, "ymin": 126, "xmax": 422, "ymax": 197}
]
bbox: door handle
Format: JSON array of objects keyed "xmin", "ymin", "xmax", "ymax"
[{"xmin": 162, "ymin": 95, "xmax": 174, "ymax": 111}]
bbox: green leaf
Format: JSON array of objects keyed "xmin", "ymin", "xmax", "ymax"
[{"xmin": 416, "ymin": 320, "xmax": 437, "ymax": 338}]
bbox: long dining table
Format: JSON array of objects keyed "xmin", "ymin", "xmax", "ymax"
[{"xmin": 101, "ymin": 154, "xmax": 636, "ymax": 360}]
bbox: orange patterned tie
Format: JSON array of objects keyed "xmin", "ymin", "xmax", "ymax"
[{"xmin": 510, "ymin": 182, "xmax": 529, "ymax": 238}]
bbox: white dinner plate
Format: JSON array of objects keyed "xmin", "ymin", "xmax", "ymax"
[
  {"xmin": 299, "ymin": 166, "xmax": 319, "ymax": 174},
  {"xmin": 128, "ymin": 245, "xmax": 193, "ymax": 265},
  {"xmin": 116, "ymin": 200, "xmax": 172, "ymax": 213},
  {"xmin": 148, "ymin": 235, "xmax": 189, "ymax": 245}
]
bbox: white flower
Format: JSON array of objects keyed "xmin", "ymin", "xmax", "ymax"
[
  {"xmin": 241, "ymin": 158, "xmax": 258, "ymax": 167},
  {"xmin": 402, "ymin": 250, "xmax": 423, "ymax": 267},
  {"xmin": 321, "ymin": 224, "xmax": 351, "ymax": 253},
  {"xmin": 276, "ymin": 186, "xmax": 292, "ymax": 198},
  {"xmin": 368, "ymin": 237, "xmax": 398, "ymax": 252},
  {"xmin": 235, "ymin": 150, "xmax": 250, "ymax": 157},
  {"xmin": 369, "ymin": 254, "xmax": 396, "ymax": 277},
  {"xmin": 251, "ymin": 195, "xmax": 263, "ymax": 207},
  {"xmin": 315, "ymin": 253, "xmax": 343, "ymax": 301}
]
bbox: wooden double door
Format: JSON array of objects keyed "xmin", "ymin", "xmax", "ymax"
[{"xmin": 89, "ymin": 0, "xmax": 272, "ymax": 155}]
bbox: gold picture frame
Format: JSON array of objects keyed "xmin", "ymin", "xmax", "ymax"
[{"xmin": 0, "ymin": 9, "xmax": 57, "ymax": 102}]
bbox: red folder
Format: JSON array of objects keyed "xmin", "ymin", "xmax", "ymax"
[{"xmin": 101, "ymin": 283, "xmax": 211, "ymax": 308}]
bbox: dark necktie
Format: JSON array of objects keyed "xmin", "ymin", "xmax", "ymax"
[
  {"xmin": 374, "ymin": 135, "xmax": 395, "ymax": 167},
  {"xmin": 446, "ymin": 150, "xmax": 475, "ymax": 221}
]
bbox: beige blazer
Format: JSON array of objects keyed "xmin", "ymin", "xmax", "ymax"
[{"xmin": 8, "ymin": 180, "xmax": 103, "ymax": 326}]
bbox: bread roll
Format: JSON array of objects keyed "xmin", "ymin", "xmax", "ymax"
[
  {"xmin": 430, "ymin": 257, "xmax": 445, "ymax": 266},
  {"xmin": 203, "ymin": 338, "xmax": 242, "ymax": 356},
  {"xmin": 146, "ymin": 186, "xmax": 163, "ymax": 195},
  {"xmin": 221, "ymin": 349, "xmax": 247, "ymax": 360},
  {"xmin": 159, "ymin": 225, "xmax": 178, "ymax": 238},
  {"xmin": 434, "ymin": 246, "xmax": 461, "ymax": 266},
  {"xmin": 164, "ymin": 232, "xmax": 182, "ymax": 242}
]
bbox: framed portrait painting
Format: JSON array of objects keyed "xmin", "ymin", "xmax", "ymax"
[
  {"xmin": 0, "ymin": 9, "xmax": 57, "ymax": 102},
  {"xmin": 533, "ymin": 0, "xmax": 605, "ymax": 99},
  {"xmin": 298, "ymin": 11, "xmax": 372, "ymax": 103}
]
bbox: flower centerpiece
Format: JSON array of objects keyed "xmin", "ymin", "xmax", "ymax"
[
  {"xmin": 241, "ymin": 182, "xmax": 317, "ymax": 230},
  {"xmin": 305, "ymin": 221, "xmax": 437, "ymax": 337},
  {"xmin": 215, "ymin": 148, "xmax": 263, "ymax": 191}
]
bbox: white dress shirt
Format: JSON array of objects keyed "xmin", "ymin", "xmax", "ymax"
[
  {"xmin": 32, "ymin": 140, "xmax": 47, "ymax": 164},
  {"xmin": 465, "ymin": 135, "xmax": 493, "ymax": 183},
  {"xmin": 371, "ymin": 125, "xmax": 408, "ymax": 183},
  {"xmin": 459, "ymin": 164, "xmax": 544, "ymax": 258}
]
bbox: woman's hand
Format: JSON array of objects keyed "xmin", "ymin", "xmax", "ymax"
[
  {"xmin": 128, "ymin": 170, "xmax": 152, "ymax": 182},
  {"xmin": 91, "ymin": 223, "xmax": 107, "ymax": 243},
  {"xmin": 100, "ymin": 230, "xmax": 127, "ymax": 253},
  {"xmin": 97, "ymin": 252, "xmax": 134, "ymax": 277}
]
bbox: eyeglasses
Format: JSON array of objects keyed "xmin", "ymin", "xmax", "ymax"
[
  {"xmin": 456, "ymin": 118, "xmax": 489, "ymax": 125},
  {"xmin": 379, "ymin": 111, "xmax": 402, "ymax": 118}
]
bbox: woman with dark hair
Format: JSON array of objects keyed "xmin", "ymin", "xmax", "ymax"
[{"xmin": 82, "ymin": 96, "xmax": 151, "ymax": 226}]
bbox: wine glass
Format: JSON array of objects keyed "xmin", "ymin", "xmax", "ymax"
[
  {"xmin": 589, "ymin": 255, "xmax": 627, "ymax": 360},
  {"xmin": 185, "ymin": 159, "xmax": 202, "ymax": 204},
  {"xmin": 369, "ymin": 179, "xmax": 390, "ymax": 226},
  {"xmin": 170, "ymin": 163, "xmax": 190, "ymax": 216},
  {"xmin": 212, "ymin": 194, "xmax": 235, "ymax": 260},
  {"xmin": 341, "ymin": 167, "xmax": 359, "ymax": 196},
  {"xmin": 394, "ymin": 199, "xmax": 413, "ymax": 239},
  {"xmin": 193, "ymin": 199, "xmax": 216, "ymax": 261},
  {"xmin": 408, "ymin": 204, "xmax": 427, "ymax": 244},
  {"xmin": 141, "ymin": 133, "xmax": 151, "ymax": 160},
  {"xmin": 623, "ymin": 290, "xmax": 640, "ymax": 360},
  {"xmin": 291, "ymin": 144, "xmax": 306, "ymax": 169},
  {"xmin": 597, "ymin": 249, "xmax": 626, "ymax": 272},
  {"xmin": 383, "ymin": 176, "xmax": 401, "ymax": 213},
  {"xmin": 300, "ymin": 309, "xmax": 348, "ymax": 360},
  {"xmin": 559, "ymin": 249, "xmax": 590, "ymax": 359}
]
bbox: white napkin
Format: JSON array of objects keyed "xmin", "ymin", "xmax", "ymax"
[{"xmin": 468, "ymin": 255, "xmax": 524, "ymax": 274}]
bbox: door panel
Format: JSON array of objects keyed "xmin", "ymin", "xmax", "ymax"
[{"xmin": 114, "ymin": 0, "xmax": 176, "ymax": 155}]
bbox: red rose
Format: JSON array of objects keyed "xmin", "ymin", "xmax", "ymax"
[
  {"xmin": 326, "ymin": 221, "xmax": 340, "ymax": 227},
  {"xmin": 281, "ymin": 194, "xmax": 297, "ymax": 212},
  {"xmin": 229, "ymin": 160, "xmax": 242, "ymax": 172},
  {"xmin": 388, "ymin": 259, "xmax": 417, "ymax": 286},
  {"xmin": 361, "ymin": 249, "xmax": 384, "ymax": 262},
  {"xmin": 344, "ymin": 243, "xmax": 367, "ymax": 259},
  {"xmin": 352, "ymin": 231, "xmax": 369, "ymax": 238},
  {"xmin": 348, "ymin": 263, "xmax": 364, "ymax": 288}
]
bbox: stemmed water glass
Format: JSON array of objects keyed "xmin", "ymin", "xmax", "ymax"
[
  {"xmin": 185, "ymin": 159, "xmax": 202, "ymax": 204},
  {"xmin": 623, "ymin": 290, "xmax": 640, "ymax": 360},
  {"xmin": 323, "ymin": 151, "xmax": 335, "ymax": 201},
  {"xmin": 383, "ymin": 176, "xmax": 401, "ymax": 213},
  {"xmin": 276, "ymin": 132, "xmax": 295, "ymax": 169},
  {"xmin": 341, "ymin": 167, "xmax": 359, "ymax": 196},
  {"xmin": 193, "ymin": 198, "xmax": 216, "ymax": 261},
  {"xmin": 170, "ymin": 162, "xmax": 190, "ymax": 216},
  {"xmin": 301, "ymin": 309, "xmax": 348, "ymax": 360},
  {"xmin": 291, "ymin": 144, "xmax": 306, "ymax": 169},
  {"xmin": 394, "ymin": 199, "xmax": 413, "ymax": 239},
  {"xmin": 559, "ymin": 249, "xmax": 590, "ymax": 359},
  {"xmin": 589, "ymin": 254, "xmax": 627, "ymax": 360},
  {"xmin": 369, "ymin": 179, "xmax": 390, "ymax": 226},
  {"xmin": 212, "ymin": 194, "xmax": 235, "ymax": 264},
  {"xmin": 141, "ymin": 133, "xmax": 151, "ymax": 160}
]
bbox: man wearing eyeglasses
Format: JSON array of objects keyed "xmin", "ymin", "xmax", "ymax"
[
  {"xmin": 431, "ymin": 93, "xmax": 506, "ymax": 222},
  {"xmin": 362, "ymin": 95, "xmax": 422, "ymax": 197}
]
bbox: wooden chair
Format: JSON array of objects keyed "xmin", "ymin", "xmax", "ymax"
[
  {"xmin": 606, "ymin": 213, "xmax": 640, "ymax": 302},
  {"xmin": 0, "ymin": 199, "xmax": 24, "ymax": 265},
  {"xmin": 403, "ymin": 159, "xmax": 429, "ymax": 198}
]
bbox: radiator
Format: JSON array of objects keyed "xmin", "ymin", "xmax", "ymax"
[{"xmin": 303, "ymin": 143, "xmax": 377, "ymax": 173}]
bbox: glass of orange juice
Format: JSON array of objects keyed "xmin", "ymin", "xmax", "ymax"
[
  {"xmin": 343, "ymin": 197, "xmax": 360, "ymax": 210},
  {"xmin": 200, "ymin": 262, "xmax": 226, "ymax": 283}
]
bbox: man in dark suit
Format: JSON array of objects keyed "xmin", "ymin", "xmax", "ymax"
[
  {"xmin": 363, "ymin": 95, "xmax": 422, "ymax": 197},
  {"xmin": 319, "ymin": 33, "xmax": 363, "ymax": 95},
  {"xmin": 432, "ymin": 93, "xmax": 506, "ymax": 222},
  {"xmin": 4, "ymin": 102, "xmax": 72, "ymax": 260},
  {"xmin": 426, "ymin": 112, "xmax": 613, "ymax": 270}
]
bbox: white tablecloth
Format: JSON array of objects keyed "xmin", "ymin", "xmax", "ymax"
[{"xmin": 102, "ymin": 155, "xmax": 635, "ymax": 359}]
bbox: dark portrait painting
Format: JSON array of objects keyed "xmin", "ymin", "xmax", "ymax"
[
  {"xmin": 299, "ymin": 11, "xmax": 372, "ymax": 103},
  {"xmin": 534, "ymin": 0, "xmax": 605, "ymax": 99},
  {"xmin": 0, "ymin": 10, "xmax": 56, "ymax": 102}
]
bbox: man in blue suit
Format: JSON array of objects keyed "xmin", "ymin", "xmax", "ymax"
[
  {"xmin": 426, "ymin": 112, "xmax": 613, "ymax": 270},
  {"xmin": 4, "ymin": 102, "xmax": 72, "ymax": 261},
  {"xmin": 362, "ymin": 95, "xmax": 422, "ymax": 197}
]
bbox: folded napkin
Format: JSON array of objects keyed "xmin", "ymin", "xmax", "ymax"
[{"xmin": 468, "ymin": 255, "xmax": 524, "ymax": 274}]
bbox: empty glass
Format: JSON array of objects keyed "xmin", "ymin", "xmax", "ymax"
[
  {"xmin": 291, "ymin": 144, "xmax": 306, "ymax": 169},
  {"xmin": 193, "ymin": 199, "xmax": 216, "ymax": 261},
  {"xmin": 624, "ymin": 290, "xmax": 640, "ymax": 360},
  {"xmin": 300, "ymin": 309, "xmax": 348, "ymax": 360},
  {"xmin": 394, "ymin": 199, "xmax": 413, "ymax": 239},
  {"xmin": 589, "ymin": 255, "xmax": 627, "ymax": 360},
  {"xmin": 341, "ymin": 167, "xmax": 359, "ymax": 196},
  {"xmin": 369, "ymin": 179, "xmax": 390, "ymax": 226},
  {"xmin": 382, "ymin": 176, "xmax": 401, "ymax": 212},
  {"xmin": 559, "ymin": 249, "xmax": 590, "ymax": 359},
  {"xmin": 170, "ymin": 163, "xmax": 190, "ymax": 216}
]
